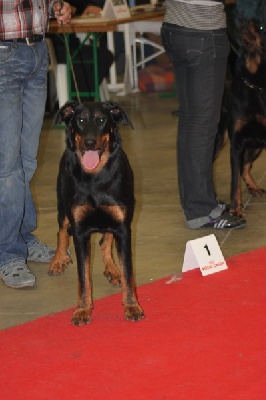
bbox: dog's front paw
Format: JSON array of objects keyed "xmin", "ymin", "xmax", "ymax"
[
  {"xmin": 72, "ymin": 308, "xmax": 92, "ymax": 326},
  {"xmin": 124, "ymin": 305, "xmax": 145, "ymax": 322},
  {"xmin": 48, "ymin": 254, "xmax": 72, "ymax": 275},
  {"xmin": 103, "ymin": 270, "xmax": 121, "ymax": 287}
]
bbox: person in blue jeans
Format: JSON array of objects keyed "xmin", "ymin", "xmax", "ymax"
[
  {"xmin": 0, "ymin": 1, "xmax": 71, "ymax": 289},
  {"xmin": 161, "ymin": 0, "xmax": 246, "ymax": 230}
]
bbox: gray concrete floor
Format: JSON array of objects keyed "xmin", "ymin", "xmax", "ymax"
[{"xmin": 1, "ymin": 91, "xmax": 266, "ymax": 330}]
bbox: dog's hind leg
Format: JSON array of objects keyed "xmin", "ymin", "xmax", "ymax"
[
  {"xmin": 115, "ymin": 228, "xmax": 144, "ymax": 322},
  {"xmin": 213, "ymin": 107, "xmax": 229, "ymax": 161},
  {"xmin": 100, "ymin": 232, "xmax": 122, "ymax": 287},
  {"xmin": 229, "ymin": 143, "xmax": 244, "ymax": 217}
]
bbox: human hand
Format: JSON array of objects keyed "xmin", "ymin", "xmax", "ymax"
[{"xmin": 53, "ymin": 1, "xmax": 72, "ymax": 24}]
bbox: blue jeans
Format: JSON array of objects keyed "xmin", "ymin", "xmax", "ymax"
[
  {"xmin": 0, "ymin": 40, "xmax": 48, "ymax": 266},
  {"xmin": 161, "ymin": 23, "xmax": 230, "ymax": 228}
]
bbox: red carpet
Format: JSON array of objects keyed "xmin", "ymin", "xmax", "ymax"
[{"xmin": 1, "ymin": 247, "xmax": 266, "ymax": 400}]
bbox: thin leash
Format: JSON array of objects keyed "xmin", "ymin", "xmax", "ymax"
[{"xmin": 58, "ymin": 4, "xmax": 81, "ymax": 103}]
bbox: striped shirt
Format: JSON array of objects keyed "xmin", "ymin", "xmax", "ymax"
[
  {"xmin": 163, "ymin": 0, "xmax": 226, "ymax": 30},
  {"xmin": 0, "ymin": 0, "xmax": 57, "ymax": 40}
]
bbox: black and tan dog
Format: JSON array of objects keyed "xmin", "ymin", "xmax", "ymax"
[
  {"xmin": 217, "ymin": 19, "xmax": 266, "ymax": 217},
  {"xmin": 48, "ymin": 101, "xmax": 144, "ymax": 326}
]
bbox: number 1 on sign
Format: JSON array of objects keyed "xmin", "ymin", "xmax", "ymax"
[
  {"xmin": 204, "ymin": 244, "xmax": 211, "ymax": 256},
  {"xmin": 182, "ymin": 234, "xmax": 228, "ymax": 276}
]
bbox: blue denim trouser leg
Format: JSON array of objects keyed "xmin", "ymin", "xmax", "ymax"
[
  {"xmin": 161, "ymin": 24, "xmax": 230, "ymax": 228},
  {"xmin": 0, "ymin": 40, "xmax": 48, "ymax": 267}
]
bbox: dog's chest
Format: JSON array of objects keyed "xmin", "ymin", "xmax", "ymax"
[
  {"xmin": 70, "ymin": 194, "xmax": 129, "ymax": 232},
  {"xmin": 70, "ymin": 174, "xmax": 132, "ymax": 211}
]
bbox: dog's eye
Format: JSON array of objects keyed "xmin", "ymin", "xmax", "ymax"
[
  {"xmin": 78, "ymin": 117, "xmax": 85, "ymax": 124},
  {"xmin": 95, "ymin": 116, "xmax": 106, "ymax": 125}
]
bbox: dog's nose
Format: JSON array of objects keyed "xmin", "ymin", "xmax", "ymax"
[{"xmin": 84, "ymin": 138, "xmax": 96, "ymax": 149}]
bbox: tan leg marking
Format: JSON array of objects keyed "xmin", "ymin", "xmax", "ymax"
[
  {"xmin": 100, "ymin": 233, "xmax": 122, "ymax": 286},
  {"xmin": 48, "ymin": 216, "xmax": 72, "ymax": 275},
  {"xmin": 72, "ymin": 257, "xmax": 93, "ymax": 326}
]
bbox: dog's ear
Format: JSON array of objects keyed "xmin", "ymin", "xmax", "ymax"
[
  {"xmin": 55, "ymin": 100, "xmax": 80, "ymax": 126},
  {"xmin": 105, "ymin": 102, "xmax": 134, "ymax": 129}
]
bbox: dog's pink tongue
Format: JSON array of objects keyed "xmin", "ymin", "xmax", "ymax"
[{"xmin": 82, "ymin": 150, "xmax": 100, "ymax": 170}]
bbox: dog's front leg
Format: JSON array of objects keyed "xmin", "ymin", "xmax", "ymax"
[
  {"xmin": 72, "ymin": 234, "xmax": 93, "ymax": 326},
  {"xmin": 48, "ymin": 217, "xmax": 72, "ymax": 275},
  {"xmin": 116, "ymin": 228, "xmax": 144, "ymax": 321}
]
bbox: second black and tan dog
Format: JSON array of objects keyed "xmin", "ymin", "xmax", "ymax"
[
  {"xmin": 49, "ymin": 101, "xmax": 144, "ymax": 326},
  {"xmin": 217, "ymin": 19, "xmax": 266, "ymax": 217}
]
